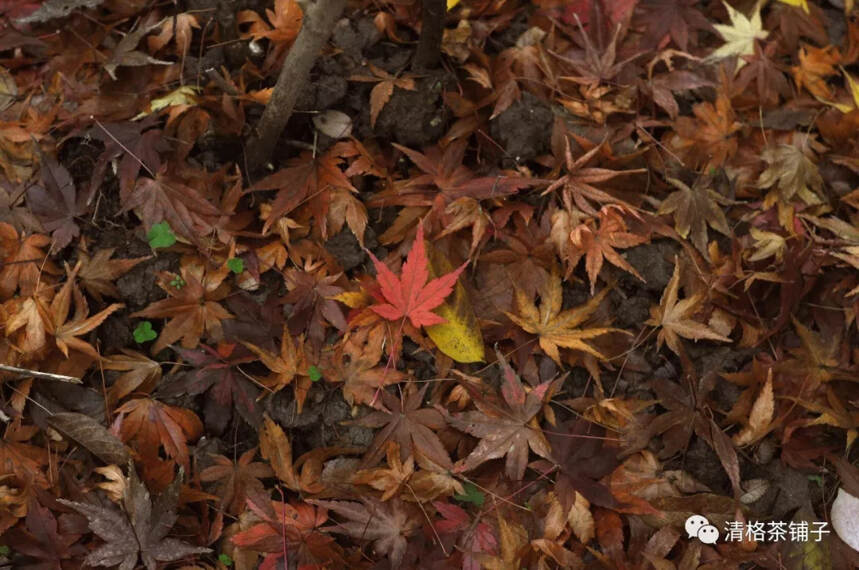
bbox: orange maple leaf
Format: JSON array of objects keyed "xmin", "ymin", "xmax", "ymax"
[
  {"xmin": 350, "ymin": 64, "xmax": 417, "ymax": 127},
  {"xmin": 0, "ymin": 223, "xmax": 55, "ymax": 299},
  {"xmin": 113, "ymin": 397, "xmax": 202, "ymax": 470},
  {"xmin": 129, "ymin": 260, "xmax": 233, "ymax": 354}
]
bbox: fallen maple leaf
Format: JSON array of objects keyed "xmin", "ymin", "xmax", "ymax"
[
  {"xmin": 350, "ymin": 64, "xmax": 417, "ymax": 127},
  {"xmin": 732, "ymin": 368, "xmax": 774, "ymax": 446},
  {"xmin": 505, "ymin": 269, "xmax": 623, "ymax": 365},
  {"xmin": 77, "ymin": 247, "xmax": 149, "ymax": 302},
  {"xmin": 103, "ymin": 349, "xmax": 162, "ymax": 405},
  {"xmin": 147, "ymin": 12, "xmax": 199, "ymax": 55},
  {"xmin": 232, "ymin": 497, "xmax": 343, "ymax": 567},
  {"xmin": 322, "ymin": 323, "xmax": 407, "ymax": 406},
  {"xmin": 0, "ymin": 223, "xmax": 54, "ymax": 299},
  {"xmin": 0, "ymin": 179, "xmax": 41, "ymax": 232},
  {"xmin": 368, "ymin": 221, "xmax": 467, "ymax": 328},
  {"xmin": 102, "ymin": 20, "xmax": 172, "ymax": 80},
  {"xmin": 351, "ymin": 441, "xmax": 415, "ymax": 501},
  {"xmin": 708, "ymin": 1, "xmax": 768, "ymax": 70},
  {"xmin": 129, "ymin": 261, "xmax": 233, "ymax": 355},
  {"xmin": 48, "ymin": 264, "xmax": 123, "ymax": 359},
  {"xmin": 645, "ymin": 258, "xmax": 730, "ymax": 356},
  {"xmin": 3, "ymin": 497, "xmax": 85, "ymax": 567},
  {"xmin": 258, "ymin": 413, "xmax": 329, "ymax": 494},
  {"xmin": 238, "ymin": 0, "xmax": 302, "ymax": 45},
  {"xmin": 369, "ymin": 140, "xmax": 536, "ymax": 210},
  {"xmin": 356, "ymin": 383, "xmax": 452, "ymax": 471},
  {"xmin": 242, "ymin": 330, "xmax": 309, "ymax": 411},
  {"xmin": 636, "ymin": 0, "xmax": 712, "ymax": 50},
  {"xmin": 200, "ymin": 447, "xmax": 273, "ymax": 515},
  {"xmin": 25, "ymin": 152, "xmax": 86, "ymax": 250},
  {"xmin": 543, "ymin": 137, "xmax": 643, "ymax": 216},
  {"xmin": 659, "ymin": 176, "xmax": 731, "ymax": 257},
  {"xmin": 758, "ymin": 144, "xmax": 824, "ymax": 210},
  {"xmin": 567, "ymin": 205, "xmax": 649, "ymax": 292},
  {"xmin": 671, "ymin": 93, "xmax": 741, "ymax": 169},
  {"xmin": 123, "ymin": 167, "xmax": 223, "ymax": 245},
  {"xmin": 113, "ymin": 397, "xmax": 202, "ymax": 470},
  {"xmin": 433, "ymin": 500, "xmax": 498, "ymax": 567},
  {"xmin": 171, "ymin": 341, "xmax": 262, "ymax": 433},
  {"xmin": 58, "ymin": 466, "xmax": 209, "ymax": 570},
  {"xmin": 447, "ymin": 349, "xmax": 555, "ymax": 480},
  {"xmin": 791, "ymin": 44, "xmax": 841, "ymax": 101},
  {"xmin": 312, "ymin": 498, "xmax": 421, "ymax": 567}
]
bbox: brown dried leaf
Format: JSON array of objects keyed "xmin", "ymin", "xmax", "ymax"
[
  {"xmin": 646, "ymin": 258, "xmax": 730, "ymax": 356},
  {"xmin": 48, "ymin": 412, "xmax": 132, "ymax": 466},
  {"xmin": 58, "ymin": 466, "xmax": 209, "ymax": 570}
]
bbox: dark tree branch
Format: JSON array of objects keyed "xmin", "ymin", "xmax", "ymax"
[
  {"xmin": 413, "ymin": 0, "xmax": 445, "ymax": 70},
  {"xmin": 245, "ymin": 0, "xmax": 346, "ymax": 170}
]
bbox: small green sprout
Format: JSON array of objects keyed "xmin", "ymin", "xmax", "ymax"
[
  {"xmin": 218, "ymin": 553, "xmax": 234, "ymax": 566},
  {"xmin": 133, "ymin": 321, "xmax": 157, "ymax": 344},
  {"xmin": 169, "ymin": 275, "xmax": 186, "ymax": 289},
  {"xmin": 453, "ymin": 482, "xmax": 485, "ymax": 507},
  {"xmin": 227, "ymin": 257, "xmax": 244, "ymax": 274},
  {"xmin": 147, "ymin": 221, "xmax": 176, "ymax": 249},
  {"xmin": 308, "ymin": 365, "xmax": 322, "ymax": 382}
]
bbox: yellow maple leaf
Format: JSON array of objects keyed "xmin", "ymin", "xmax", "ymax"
[
  {"xmin": 133, "ymin": 86, "xmax": 198, "ymax": 120},
  {"xmin": 709, "ymin": 1, "xmax": 769, "ymax": 70},
  {"xmin": 505, "ymin": 270, "xmax": 624, "ymax": 364},
  {"xmin": 646, "ymin": 258, "xmax": 730, "ymax": 356}
]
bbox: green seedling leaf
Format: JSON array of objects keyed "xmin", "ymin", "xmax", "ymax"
[
  {"xmin": 148, "ymin": 221, "xmax": 176, "ymax": 249},
  {"xmin": 308, "ymin": 365, "xmax": 322, "ymax": 382},
  {"xmin": 0, "ymin": 546, "xmax": 9, "ymax": 556},
  {"xmin": 133, "ymin": 321, "xmax": 157, "ymax": 344},
  {"xmin": 227, "ymin": 257, "xmax": 244, "ymax": 274},
  {"xmin": 453, "ymin": 481, "xmax": 485, "ymax": 507},
  {"xmin": 218, "ymin": 553, "xmax": 234, "ymax": 566}
]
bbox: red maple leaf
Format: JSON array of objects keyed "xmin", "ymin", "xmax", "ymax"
[{"xmin": 368, "ymin": 222, "xmax": 467, "ymax": 328}]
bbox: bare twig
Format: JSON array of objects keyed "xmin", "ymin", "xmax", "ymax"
[
  {"xmin": 0, "ymin": 364, "xmax": 82, "ymax": 384},
  {"xmin": 245, "ymin": 0, "xmax": 346, "ymax": 170}
]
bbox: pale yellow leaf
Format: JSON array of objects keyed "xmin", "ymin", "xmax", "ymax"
[
  {"xmin": 134, "ymin": 86, "xmax": 198, "ymax": 120},
  {"xmin": 709, "ymin": 1, "xmax": 768, "ymax": 70}
]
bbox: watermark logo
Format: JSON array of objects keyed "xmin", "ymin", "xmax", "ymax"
[
  {"xmin": 685, "ymin": 515, "xmax": 830, "ymax": 544},
  {"xmin": 685, "ymin": 515, "xmax": 719, "ymax": 544}
]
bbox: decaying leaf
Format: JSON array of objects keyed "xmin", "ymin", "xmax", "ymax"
[
  {"xmin": 48, "ymin": 412, "xmax": 132, "ymax": 466},
  {"xmin": 58, "ymin": 466, "xmax": 209, "ymax": 570},
  {"xmin": 447, "ymin": 349, "xmax": 555, "ymax": 480},
  {"xmin": 103, "ymin": 20, "xmax": 172, "ymax": 80},
  {"xmin": 659, "ymin": 177, "xmax": 731, "ymax": 257},
  {"xmin": 312, "ymin": 498, "xmax": 421, "ymax": 566}
]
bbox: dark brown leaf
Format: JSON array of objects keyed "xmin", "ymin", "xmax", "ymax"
[
  {"xmin": 58, "ymin": 466, "xmax": 209, "ymax": 570},
  {"xmin": 48, "ymin": 412, "xmax": 132, "ymax": 466}
]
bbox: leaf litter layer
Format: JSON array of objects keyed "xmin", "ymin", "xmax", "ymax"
[{"xmin": 3, "ymin": 0, "xmax": 859, "ymax": 568}]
